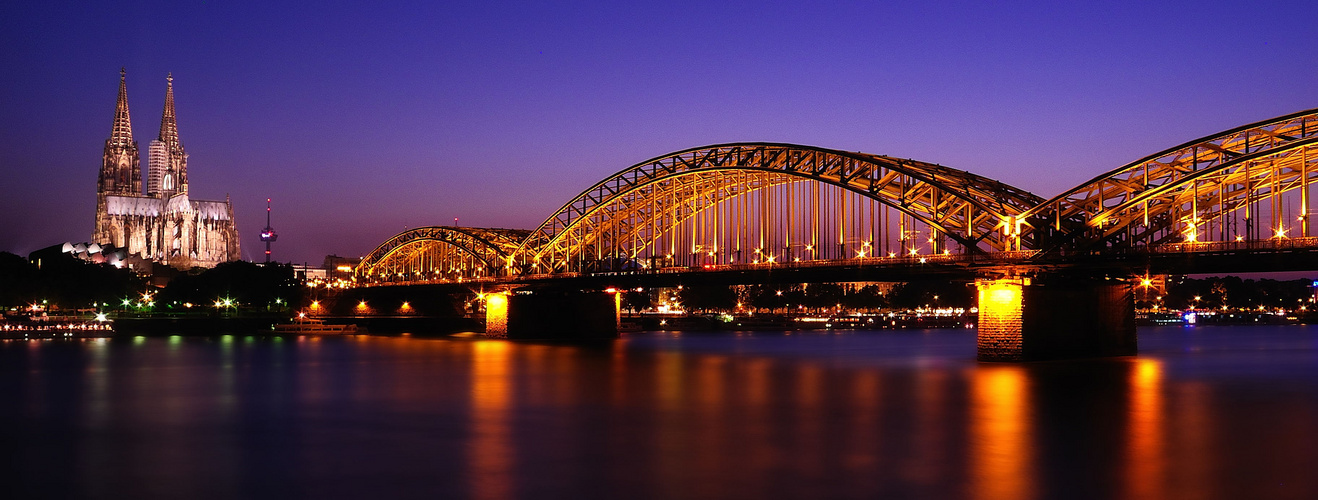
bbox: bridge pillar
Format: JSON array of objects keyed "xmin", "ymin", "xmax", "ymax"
[
  {"xmin": 976, "ymin": 278, "xmax": 1136, "ymax": 361},
  {"xmin": 484, "ymin": 291, "xmax": 619, "ymax": 340}
]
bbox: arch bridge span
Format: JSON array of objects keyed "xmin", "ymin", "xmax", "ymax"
[
  {"xmin": 356, "ymin": 226, "xmax": 528, "ymax": 282},
  {"xmin": 1023, "ymin": 108, "xmax": 1318, "ymax": 254},
  {"xmin": 357, "ymin": 109, "xmax": 1318, "ymax": 286}
]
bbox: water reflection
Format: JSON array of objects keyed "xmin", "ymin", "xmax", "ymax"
[
  {"xmin": 469, "ymin": 340, "xmax": 513, "ymax": 500},
  {"xmin": 1, "ymin": 327, "xmax": 1317, "ymax": 498},
  {"xmin": 971, "ymin": 365, "xmax": 1033, "ymax": 500},
  {"xmin": 1125, "ymin": 358, "xmax": 1163, "ymax": 500}
]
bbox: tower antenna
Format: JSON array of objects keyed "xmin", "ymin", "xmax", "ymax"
[{"xmin": 260, "ymin": 198, "xmax": 278, "ymax": 263}]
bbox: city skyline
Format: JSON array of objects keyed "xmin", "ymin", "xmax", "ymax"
[{"xmin": 3, "ymin": 1, "xmax": 1317, "ymax": 264}]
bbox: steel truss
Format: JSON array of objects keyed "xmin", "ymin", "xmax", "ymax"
[
  {"xmin": 1024, "ymin": 109, "xmax": 1318, "ymax": 254},
  {"xmin": 356, "ymin": 226, "xmax": 529, "ymax": 282},
  {"xmin": 517, "ymin": 143, "xmax": 1043, "ymax": 273},
  {"xmin": 354, "ymin": 110, "xmax": 1318, "ymax": 284}
]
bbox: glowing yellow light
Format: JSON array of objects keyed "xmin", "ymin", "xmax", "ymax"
[
  {"xmin": 988, "ymin": 284, "xmax": 1018, "ymax": 305},
  {"xmin": 1235, "ymin": 235, "xmax": 1245, "ymax": 242},
  {"xmin": 485, "ymin": 293, "xmax": 509, "ymax": 338},
  {"xmin": 1140, "ymin": 279, "xmax": 1153, "ymax": 287}
]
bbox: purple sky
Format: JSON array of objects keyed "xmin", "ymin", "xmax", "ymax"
[{"xmin": 2, "ymin": 1, "xmax": 1316, "ymax": 265}]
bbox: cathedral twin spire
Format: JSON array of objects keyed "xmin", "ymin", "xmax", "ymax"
[
  {"xmin": 109, "ymin": 68, "xmax": 134, "ymax": 146},
  {"xmin": 99, "ymin": 69, "xmax": 187, "ymax": 198},
  {"xmin": 148, "ymin": 72, "xmax": 187, "ymax": 196},
  {"xmin": 158, "ymin": 73, "xmax": 181, "ymax": 150},
  {"xmin": 99, "ymin": 68, "xmax": 141, "ymax": 195}
]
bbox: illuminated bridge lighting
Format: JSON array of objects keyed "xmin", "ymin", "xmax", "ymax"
[{"xmin": 351, "ymin": 110, "xmax": 1318, "ymax": 286}]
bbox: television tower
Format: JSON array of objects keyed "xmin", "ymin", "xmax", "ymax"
[{"xmin": 259, "ymin": 198, "xmax": 278, "ymax": 263}]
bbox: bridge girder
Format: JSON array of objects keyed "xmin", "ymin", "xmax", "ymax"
[
  {"xmin": 356, "ymin": 226, "xmax": 529, "ymax": 281},
  {"xmin": 1023, "ymin": 109, "xmax": 1318, "ymax": 254},
  {"xmin": 517, "ymin": 143, "xmax": 1044, "ymax": 272}
]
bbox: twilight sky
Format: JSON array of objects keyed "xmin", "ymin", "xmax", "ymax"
[{"xmin": 2, "ymin": 0, "xmax": 1316, "ymax": 265}]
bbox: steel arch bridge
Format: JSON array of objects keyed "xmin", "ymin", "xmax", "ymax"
[
  {"xmin": 356, "ymin": 108, "xmax": 1318, "ymax": 285},
  {"xmin": 356, "ymin": 226, "xmax": 529, "ymax": 283},
  {"xmin": 516, "ymin": 143, "xmax": 1044, "ymax": 273},
  {"xmin": 1022, "ymin": 109, "xmax": 1318, "ymax": 255}
]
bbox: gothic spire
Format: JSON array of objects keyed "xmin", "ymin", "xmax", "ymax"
[
  {"xmin": 109, "ymin": 67, "xmax": 133, "ymax": 145},
  {"xmin": 158, "ymin": 72, "xmax": 180, "ymax": 146}
]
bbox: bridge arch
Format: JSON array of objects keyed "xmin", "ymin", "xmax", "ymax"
[
  {"xmin": 1023, "ymin": 109, "xmax": 1318, "ymax": 253},
  {"xmin": 515, "ymin": 143, "xmax": 1043, "ymax": 273},
  {"xmin": 356, "ymin": 226, "xmax": 529, "ymax": 283}
]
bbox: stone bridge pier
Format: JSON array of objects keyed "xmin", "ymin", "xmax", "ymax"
[
  {"xmin": 976, "ymin": 277, "xmax": 1136, "ymax": 361},
  {"xmin": 484, "ymin": 290, "xmax": 620, "ymax": 340}
]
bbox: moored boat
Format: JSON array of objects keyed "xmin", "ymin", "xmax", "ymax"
[{"xmin": 273, "ymin": 316, "xmax": 360, "ymax": 334}]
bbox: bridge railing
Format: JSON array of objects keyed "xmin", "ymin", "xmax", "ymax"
[
  {"xmin": 1146, "ymin": 237, "xmax": 1318, "ymax": 255},
  {"xmin": 487, "ymin": 251, "xmax": 1041, "ymax": 279},
  {"xmin": 355, "ymin": 250, "xmax": 1051, "ymax": 286}
]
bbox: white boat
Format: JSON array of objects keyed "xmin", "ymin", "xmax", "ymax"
[{"xmin": 273, "ymin": 317, "xmax": 360, "ymax": 334}]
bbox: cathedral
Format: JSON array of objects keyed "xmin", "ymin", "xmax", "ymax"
[{"xmin": 93, "ymin": 69, "xmax": 240, "ymax": 269}]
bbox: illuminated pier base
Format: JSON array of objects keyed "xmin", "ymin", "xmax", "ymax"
[
  {"xmin": 976, "ymin": 278, "xmax": 1136, "ymax": 361},
  {"xmin": 484, "ymin": 291, "xmax": 619, "ymax": 340}
]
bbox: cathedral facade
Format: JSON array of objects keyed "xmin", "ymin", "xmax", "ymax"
[{"xmin": 93, "ymin": 70, "xmax": 240, "ymax": 269}]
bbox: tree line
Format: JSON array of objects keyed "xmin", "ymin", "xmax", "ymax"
[{"xmin": 0, "ymin": 251, "xmax": 300, "ymax": 313}]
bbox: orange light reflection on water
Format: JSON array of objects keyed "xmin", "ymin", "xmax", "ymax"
[
  {"xmin": 1125, "ymin": 358, "xmax": 1164, "ymax": 500},
  {"xmin": 971, "ymin": 365, "xmax": 1034, "ymax": 500},
  {"xmin": 469, "ymin": 340, "xmax": 513, "ymax": 500}
]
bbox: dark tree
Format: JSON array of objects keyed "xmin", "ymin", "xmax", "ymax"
[
  {"xmin": 889, "ymin": 280, "xmax": 972, "ymax": 309},
  {"xmin": 0, "ymin": 252, "xmax": 38, "ymax": 307},
  {"xmin": 621, "ymin": 288, "xmax": 652, "ymax": 313},
  {"xmin": 678, "ymin": 283, "xmax": 738, "ymax": 312},
  {"xmin": 0, "ymin": 252, "xmax": 144, "ymax": 310},
  {"xmin": 157, "ymin": 261, "xmax": 302, "ymax": 311}
]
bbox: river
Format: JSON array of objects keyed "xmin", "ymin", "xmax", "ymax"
[{"xmin": 3, "ymin": 325, "xmax": 1317, "ymax": 499}]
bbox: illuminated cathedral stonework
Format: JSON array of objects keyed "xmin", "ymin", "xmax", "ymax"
[{"xmin": 93, "ymin": 70, "xmax": 240, "ymax": 269}]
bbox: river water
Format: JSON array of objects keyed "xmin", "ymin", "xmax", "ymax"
[{"xmin": 3, "ymin": 326, "xmax": 1318, "ymax": 499}]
